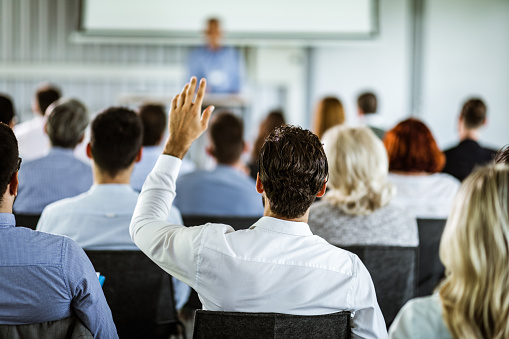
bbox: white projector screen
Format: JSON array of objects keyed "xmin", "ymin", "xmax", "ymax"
[{"xmin": 80, "ymin": 0, "xmax": 378, "ymax": 41}]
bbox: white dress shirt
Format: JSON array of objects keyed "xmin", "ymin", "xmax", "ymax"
[
  {"xmin": 14, "ymin": 115, "xmax": 50, "ymax": 161},
  {"xmin": 130, "ymin": 155, "xmax": 388, "ymax": 339}
]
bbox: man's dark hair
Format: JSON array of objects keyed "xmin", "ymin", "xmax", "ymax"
[
  {"xmin": 0, "ymin": 123, "xmax": 19, "ymax": 204},
  {"xmin": 90, "ymin": 107, "xmax": 143, "ymax": 177},
  {"xmin": 258, "ymin": 125, "xmax": 328, "ymax": 219},
  {"xmin": 46, "ymin": 99, "xmax": 89, "ymax": 149},
  {"xmin": 138, "ymin": 104, "xmax": 166, "ymax": 146},
  {"xmin": 36, "ymin": 84, "xmax": 61, "ymax": 116},
  {"xmin": 461, "ymin": 98, "xmax": 486, "ymax": 129},
  {"xmin": 210, "ymin": 112, "xmax": 244, "ymax": 165},
  {"xmin": 357, "ymin": 92, "xmax": 377, "ymax": 115},
  {"xmin": 495, "ymin": 145, "xmax": 509, "ymax": 165},
  {"xmin": 0, "ymin": 94, "xmax": 15, "ymax": 125}
]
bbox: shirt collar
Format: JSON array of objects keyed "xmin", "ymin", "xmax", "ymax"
[
  {"xmin": 48, "ymin": 147, "xmax": 75, "ymax": 156},
  {"xmin": 88, "ymin": 184, "xmax": 136, "ymax": 194},
  {"xmin": 250, "ymin": 216, "xmax": 313, "ymax": 236},
  {"xmin": 0, "ymin": 213, "xmax": 16, "ymax": 229}
]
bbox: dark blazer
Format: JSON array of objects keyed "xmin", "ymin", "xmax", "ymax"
[{"xmin": 443, "ymin": 139, "xmax": 497, "ymax": 181}]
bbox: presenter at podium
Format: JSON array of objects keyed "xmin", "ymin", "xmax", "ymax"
[{"xmin": 188, "ymin": 18, "xmax": 244, "ymax": 94}]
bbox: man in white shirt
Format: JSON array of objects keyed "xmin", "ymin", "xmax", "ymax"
[{"xmin": 130, "ymin": 77, "xmax": 387, "ymax": 338}]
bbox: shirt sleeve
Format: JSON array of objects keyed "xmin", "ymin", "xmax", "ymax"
[
  {"xmin": 130, "ymin": 154, "xmax": 208, "ymax": 288},
  {"xmin": 62, "ymin": 237, "xmax": 118, "ymax": 339},
  {"xmin": 349, "ymin": 258, "xmax": 388, "ymax": 339}
]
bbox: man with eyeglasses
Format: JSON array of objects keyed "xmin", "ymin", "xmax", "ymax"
[{"xmin": 0, "ymin": 123, "xmax": 117, "ymax": 338}]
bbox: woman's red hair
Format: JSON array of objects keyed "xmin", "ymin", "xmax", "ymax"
[{"xmin": 384, "ymin": 118, "xmax": 445, "ymax": 173}]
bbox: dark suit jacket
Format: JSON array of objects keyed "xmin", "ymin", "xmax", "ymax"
[{"xmin": 443, "ymin": 139, "xmax": 497, "ymax": 181}]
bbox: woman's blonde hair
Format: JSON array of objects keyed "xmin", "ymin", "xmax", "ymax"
[
  {"xmin": 439, "ymin": 164, "xmax": 509, "ymax": 338},
  {"xmin": 322, "ymin": 125, "xmax": 394, "ymax": 216},
  {"xmin": 313, "ymin": 96, "xmax": 345, "ymax": 139}
]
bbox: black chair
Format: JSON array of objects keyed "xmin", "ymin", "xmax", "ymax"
[
  {"xmin": 340, "ymin": 245, "xmax": 418, "ymax": 327},
  {"xmin": 84, "ymin": 250, "xmax": 185, "ymax": 339},
  {"xmin": 193, "ymin": 310, "xmax": 351, "ymax": 339},
  {"xmin": 182, "ymin": 215, "xmax": 261, "ymax": 231},
  {"xmin": 416, "ymin": 218, "xmax": 447, "ymax": 297},
  {"xmin": 0, "ymin": 316, "xmax": 92, "ymax": 339},
  {"xmin": 14, "ymin": 213, "xmax": 41, "ymax": 230}
]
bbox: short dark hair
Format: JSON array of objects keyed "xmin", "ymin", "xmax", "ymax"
[
  {"xmin": 258, "ymin": 125, "xmax": 328, "ymax": 219},
  {"xmin": 460, "ymin": 98, "xmax": 486, "ymax": 129},
  {"xmin": 46, "ymin": 99, "xmax": 89, "ymax": 149},
  {"xmin": 36, "ymin": 84, "xmax": 61, "ymax": 116},
  {"xmin": 138, "ymin": 104, "xmax": 166, "ymax": 146},
  {"xmin": 0, "ymin": 94, "xmax": 15, "ymax": 125},
  {"xmin": 0, "ymin": 123, "xmax": 19, "ymax": 204},
  {"xmin": 357, "ymin": 92, "xmax": 377, "ymax": 114},
  {"xmin": 90, "ymin": 107, "xmax": 143, "ymax": 177},
  {"xmin": 210, "ymin": 112, "xmax": 244, "ymax": 164},
  {"xmin": 495, "ymin": 145, "xmax": 509, "ymax": 165}
]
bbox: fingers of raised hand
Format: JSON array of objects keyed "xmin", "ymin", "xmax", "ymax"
[
  {"xmin": 184, "ymin": 77, "xmax": 198, "ymax": 110},
  {"xmin": 195, "ymin": 78, "xmax": 207, "ymax": 109},
  {"xmin": 177, "ymin": 83, "xmax": 189, "ymax": 109},
  {"xmin": 201, "ymin": 105, "xmax": 215, "ymax": 129}
]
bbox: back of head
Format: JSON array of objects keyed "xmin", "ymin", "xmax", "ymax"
[
  {"xmin": 357, "ymin": 92, "xmax": 377, "ymax": 115},
  {"xmin": 46, "ymin": 98, "xmax": 89, "ymax": 149},
  {"xmin": 384, "ymin": 118, "xmax": 445, "ymax": 173},
  {"xmin": 0, "ymin": 123, "xmax": 19, "ymax": 204},
  {"xmin": 35, "ymin": 83, "xmax": 61, "ymax": 116},
  {"xmin": 322, "ymin": 125, "xmax": 394, "ymax": 215},
  {"xmin": 251, "ymin": 110, "xmax": 286, "ymax": 163},
  {"xmin": 460, "ymin": 98, "xmax": 486, "ymax": 129},
  {"xmin": 138, "ymin": 104, "xmax": 166, "ymax": 146},
  {"xmin": 210, "ymin": 112, "xmax": 244, "ymax": 165},
  {"xmin": 439, "ymin": 164, "xmax": 509, "ymax": 338},
  {"xmin": 90, "ymin": 107, "xmax": 143, "ymax": 177},
  {"xmin": 258, "ymin": 125, "xmax": 328, "ymax": 219},
  {"xmin": 313, "ymin": 97, "xmax": 345, "ymax": 139},
  {"xmin": 0, "ymin": 94, "xmax": 15, "ymax": 125}
]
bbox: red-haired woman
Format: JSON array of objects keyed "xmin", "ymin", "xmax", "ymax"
[{"xmin": 384, "ymin": 118, "xmax": 460, "ymax": 219}]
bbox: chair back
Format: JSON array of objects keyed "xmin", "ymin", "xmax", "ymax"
[
  {"xmin": 85, "ymin": 250, "xmax": 182, "ymax": 339},
  {"xmin": 416, "ymin": 218, "xmax": 447, "ymax": 296},
  {"xmin": 340, "ymin": 245, "xmax": 418, "ymax": 327},
  {"xmin": 193, "ymin": 310, "xmax": 351, "ymax": 339},
  {"xmin": 14, "ymin": 213, "xmax": 41, "ymax": 230},
  {"xmin": 0, "ymin": 316, "xmax": 92, "ymax": 339},
  {"xmin": 182, "ymin": 215, "xmax": 260, "ymax": 231}
]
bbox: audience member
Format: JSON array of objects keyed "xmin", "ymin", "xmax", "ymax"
[
  {"xmin": 14, "ymin": 83, "xmax": 61, "ymax": 161},
  {"xmin": 0, "ymin": 123, "xmax": 117, "ymax": 338},
  {"xmin": 495, "ymin": 144, "xmax": 509, "ymax": 164},
  {"xmin": 0, "ymin": 94, "xmax": 16, "ymax": 127},
  {"xmin": 248, "ymin": 109, "xmax": 285, "ymax": 180},
  {"xmin": 130, "ymin": 78, "xmax": 387, "ymax": 339},
  {"xmin": 131, "ymin": 104, "xmax": 195, "ymax": 191},
  {"xmin": 36, "ymin": 107, "xmax": 189, "ymax": 309},
  {"xmin": 389, "ymin": 164, "xmax": 509, "ymax": 338},
  {"xmin": 309, "ymin": 125, "xmax": 418, "ymax": 247},
  {"xmin": 14, "ymin": 99, "xmax": 92, "ymax": 214},
  {"xmin": 175, "ymin": 112, "xmax": 263, "ymax": 216},
  {"xmin": 313, "ymin": 96, "xmax": 345, "ymax": 139},
  {"xmin": 357, "ymin": 92, "xmax": 385, "ymax": 139},
  {"xmin": 384, "ymin": 118, "xmax": 460, "ymax": 219},
  {"xmin": 442, "ymin": 98, "xmax": 497, "ymax": 181}
]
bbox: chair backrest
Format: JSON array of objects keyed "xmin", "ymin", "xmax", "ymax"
[
  {"xmin": 193, "ymin": 310, "xmax": 351, "ymax": 339},
  {"xmin": 182, "ymin": 215, "xmax": 260, "ymax": 231},
  {"xmin": 84, "ymin": 250, "xmax": 181, "ymax": 339},
  {"xmin": 0, "ymin": 316, "xmax": 92, "ymax": 339},
  {"xmin": 416, "ymin": 218, "xmax": 447, "ymax": 297},
  {"xmin": 14, "ymin": 213, "xmax": 41, "ymax": 230},
  {"xmin": 340, "ymin": 245, "xmax": 418, "ymax": 327}
]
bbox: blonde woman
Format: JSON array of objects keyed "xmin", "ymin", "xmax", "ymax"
[
  {"xmin": 308, "ymin": 126, "xmax": 418, "ymax": 247},
  {"xmin": 312, "ymin": 96, "xmax": 345, "ymax": 139},
  {"xmin": 389, "ymin": 164, "xmax": 509, "ymax": 338}
]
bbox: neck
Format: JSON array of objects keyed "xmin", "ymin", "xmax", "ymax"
[
  {"xmin": 0, "ymin": 192, "xmax": 13, "ymax": 214},
  {"xmin": 218, "ymin": 160, "xmax": 249, "ymax": 175},
  {"xmin": 0, "ymin": 204, "xmax": 12, "ymax": 214},
  {"xmin": 263, "ymin": 197, "xmax": 309, "ymax": 223},
  {"xmin": 92, "ymin": 164, "xmax": 133, "ymax": 185},
  {"xmin": 459, "ymin": 128, "xmax": 479, "ymax": 142}
]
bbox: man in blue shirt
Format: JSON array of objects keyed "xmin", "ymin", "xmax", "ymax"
[
  {"xmin": 175, "ymin": 112, "xmax": 263, "ymax": 216},
  {"xmin": 188, "ymin": 18, "xmax": 244, "ymax": 94},
  {"xmin": 14, "ymin": 98, "xmax": 93, "ymax": 214},
  {"xmin": 0, "ymin": 123, "xmax": 117, "ymax": 338}
]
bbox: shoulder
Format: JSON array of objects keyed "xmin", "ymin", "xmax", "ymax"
[{"xmin": 430, "ymin": 173, "xmax": 461, "ymax": 188}]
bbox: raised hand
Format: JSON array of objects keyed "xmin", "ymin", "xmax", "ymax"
[{"xmin": 163, "ymin": 77, "xmax": 214, "ymax": 159}]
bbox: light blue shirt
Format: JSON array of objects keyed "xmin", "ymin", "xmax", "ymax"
[
  {"xmin": 36, "ymin": 184, "xmax": 190, "ymax": 309},
  {"xmin": 0, "ymin": 213, "xmax": 117, "ymax": 338},
  {"xmin": 188, "ymin": 46, "xmax": 243, "ymax": 93},
  {"xmin": 175, "ymin": 165, "xmax": 264, "ymax": 216},
  {"xmin": 14, "ymin": 147, "xmax": 93, "ymax": 214}
]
